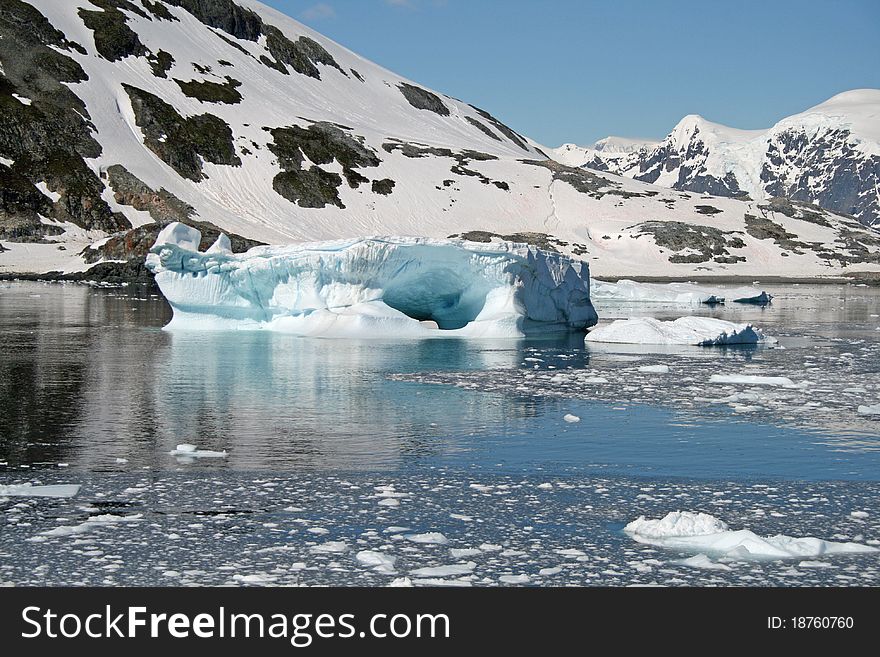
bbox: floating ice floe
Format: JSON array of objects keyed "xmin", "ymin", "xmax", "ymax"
[
  {"xmin": 624, "ymin": 511, "xmax": 879, "ymax": 561},
  {"xmin": 563, "ymin": 413, "xmax": 581, "ymax": 423},
  {"xmin": 146, "ymin": 223, "xmax": 598, "ymax": 338},
  {"xmin": 169, "ymin": 443, "xmax": 228, "ymax": 458},
  {"xmin": 356, "ymin": 550, "xmax": 397, "ymax": 574},
  {"xmin": 858, "ymin": 404, "xmax": 880, "ymax": 415},
  {"xmin": 0, "ymin": 483, "xmax": 80, "ymax": 498},
  {"xmin": 710, "ymin": 374, "xmax": 795, "ymax": 387},
  {"xmin": 404, "ymin": 532, "xmax": 449, "ymax": 545},
  {"xmin": 591, "ymin": 279, "xmax": 771, "ymax": 305},
  {"xmin": 585, "ymin": 317, "xmax": 772, "ymax": 346},
  {"xmin": 32, "ymin": 513, "xmax": 143, "ymax": 540},
  {"xmin": 638, "ymin": 364, "xmax": 670, "ymax": 374}
]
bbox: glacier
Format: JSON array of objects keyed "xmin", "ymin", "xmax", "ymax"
[{"xmin": 145, "ymin": 223, "xmax": 598, "ymax": 338}]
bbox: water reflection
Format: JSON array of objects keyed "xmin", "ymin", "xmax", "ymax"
[{"xmin": 0, "ymin": 283, "xmax": 581, "ymax": 470}]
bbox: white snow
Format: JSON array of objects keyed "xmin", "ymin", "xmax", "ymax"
[
  {"xmin": 0, "ymin": 483, "xmax": 80, "ymax": 498},
  {"xmin": 625, "ymin": 511, "xmax": 879, "ymax": 560},
  {"xmin": 586, "ymin": 316, "xmax": 771, "ymax": 346},
  {"xmin": 146, "ymin": 224, "xmax": 597, "ymax": 338}
]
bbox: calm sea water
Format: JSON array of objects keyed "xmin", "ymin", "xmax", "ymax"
[{"xmin": 1, "ymin": 280, "xmax": 878, "ymax": 480}]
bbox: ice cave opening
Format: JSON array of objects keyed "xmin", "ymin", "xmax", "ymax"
[{"xmin": 381, "ymin": 269, "xmax": 490, "ymax": 330}]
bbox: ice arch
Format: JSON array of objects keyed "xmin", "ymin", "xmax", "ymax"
[{"xmin": 145, "ymin": 223, "xmax": 598, "ymax": 338}]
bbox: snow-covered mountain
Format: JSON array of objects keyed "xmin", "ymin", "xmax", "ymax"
[
  {"xmin": 571, "ymin": 91, "xmax": 880, "ymax": 227},
  {"xmin": 551, "ymin": 137, "xmax": 660, "ymax": 168},
  {"xmin": 1, "ymin": 0, "xmax": 880, "ymax": 280}
]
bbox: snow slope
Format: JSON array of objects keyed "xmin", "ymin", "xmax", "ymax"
[{"xmin": 1, "ymin": 1, "xmax": 879, "ymax": 279}]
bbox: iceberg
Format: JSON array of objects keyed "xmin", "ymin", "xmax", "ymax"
[
  {"xmin": 624, "ymin": 511, "xmax": 879, "ymax": 561},
  {"xmin": 146, "ymin": 223, "xmax": 598, "ymax": 338},
  {"xmin": 585, "ymin": 316, "xmax": 771, "ymax": 346},
  {"xmin": 591, "ymin": 279, "xmax": 771, "ymax": 305}
]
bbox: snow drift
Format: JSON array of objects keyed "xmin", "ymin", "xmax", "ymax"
[
  {"xmin": 146, "ymin": 223, "xmax": 598, "ymax": 338},
  {"xmin": 585, "ymin": 316, "xmax": 771, "ymax": 346},
  {"xmin": 624, "ymin": 511, "xmax": 879, "ymax": 560}
]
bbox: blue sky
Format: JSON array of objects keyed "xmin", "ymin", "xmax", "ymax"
[{"xmin": 262, "ymin": 0, "xmax": 880, "ymax": 147}]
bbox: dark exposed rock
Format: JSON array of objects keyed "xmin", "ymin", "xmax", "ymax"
[
  {"xmin": 637, "ymin": 221, "xmax": 746, "ymax": 264},
  {"xmin": 0, "ymin": 1, "xmax": 130, "ymax": 237},
  {"xmin": 449, "ymin": 230, "xmax": 589, "ymax": 256},
  {"xmin": 759, "ymin": 196, "xmax": 832, "ymax": 227},
  {"xmin": 265, "ymin": 122, "xmax": 380, "ymax": 207},
  {"xmin": 744, "ymin": 213, "xmax": 805, "ymax": 251},
  {"xmin": 82, "ymin": 218, "xmax": 263, "ymax": 265},
  {"xmin": 263, "ymin": 27, "xmax": 344, "ymax": 79},
  {"xmin": 164, "ymin": 0, "xmax": 263, "ymax": 40},
  {"xmin": 123, "ymin": 84, "xmax": 241, "ymax": 181},
  {"xmin": 211, "ymin": 29, "xmax": 254, "ymax": 57},
  {"xmin": 695, "ymin": 205, "xmax": 722, "ymax": 215},
  {"xmin": 761, "ymin": 127, "xmax": 880, "ymax": 227},
  {"xmin": 147, "ymin": 50, "xmax": 175, "ymax": 78},
  {"xmin": 469, "ymin": 105, "xmax": 530, "ymax": 151},
  {"xmin": 520, "ymin": 159, "xmax": 643, "ymax": 200},
  {"xmin": 165, "ymin": 0, "xmax": 342, "ymax": 78},
  {"xmin": 398, "ymin": 83, "xmax": 450, "ymax": 116},
  {"xmin": 0, "ymin": 163, "xmax": 59, "ymax": 242},
  {"xmin": 272, "ymin": 167, "xmax": 343, "ymax": 209},
  {"xmin": 383, "ymin": 140, "xmax": 507, "ymax": 188},
  {"xmin": 142, "ymin": 0, "xmax": 178, "ymax": 21},
  {"xmin": 104, "ymin": 164, "xmax": 196, "ymax": 224},
  {"xmin": 175, "ymin": 76, "xmax": 242, "ymax": 104},
  {"xmin": 465, "ymin": 117, "xmax": 501, "ymax": 141},
  {"xmin": 371, "ymin": 178, "xmax": 395, "ymax": 195},
  {"xmin": 79, "ymin": 1, "xmax": 148, "ymax": 62},
  {"xmin": 350, "ymin": 68, "xmax": 364, "ymax": 82}
]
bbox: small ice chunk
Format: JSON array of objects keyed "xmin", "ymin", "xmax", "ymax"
[
  {"xmin": 639, "ymin": 364, "xmax": 670, "ymax": 374},
  {"xmin": 388, "ymin": 577, "xmax": 414, "ymax": 587},
  {"xmin": 710, "ymin": 374, "xmax": 794, "ymax": 387},
  {"xmin": 858, "ymin": 404, "xmax": 880, "ymax": 415},
  {"xmin": 499, "ymin": 574, "xmax": 531, "ymax": 584},
  {"xmin": 537, "ymin": 482, "xmax": 554, "ymax": 490},
  {"xmin": 310, "ymin": 541, "xmax": 349, "ymax": 553},
  {"xmin": 405, "ymin": 532, "xmax": 449, "ymax": 545},
  {"xmin": 673, "ymin": 554, "xmax": 732, "ymax": 571},
  {"xmin": 563, "ymin": 414, "xmax": 580, "ymax": 423},
  {"xmin": 850, "ymin": 511, "xmax": 870, "ymax": 519},
  {"xmin": 356, "ymin": 550, "xmax": 397, "ymax": 573},
  {"xmin": 169, "ymin": 444, "xmax": 228, "ymax": 458},
  {"xmin": 449, "ymin": 548, "xmax": 482, "ymax": 558},
  {"xmin": 410, "ymin": 562, "xmax": 476, "ymax": 577}
]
